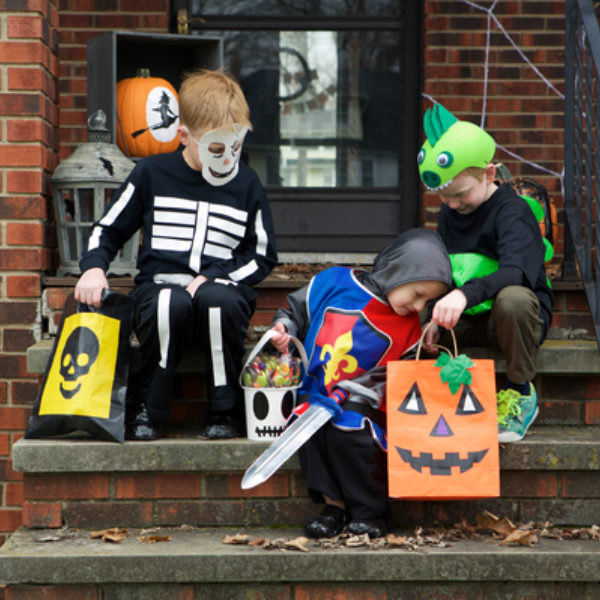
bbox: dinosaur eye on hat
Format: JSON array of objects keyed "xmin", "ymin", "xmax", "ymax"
[
  {"xmin": 436, "ymin": 152, "xmax": 453, "ymax": 168},
  {"xmin": 417, "ymin": 148, "xmax": 426, "ymax": 165}
]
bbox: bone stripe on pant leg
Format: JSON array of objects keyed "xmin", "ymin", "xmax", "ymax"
[
  {"xmin": 157, "ymin": 288, "xmax": 171, "ymax": 369},
  {"xmin": 209, "ymin": 306, "xmax": 226, "ymax": 387}
]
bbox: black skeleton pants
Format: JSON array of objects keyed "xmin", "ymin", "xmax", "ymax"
[{"xmin": 131, "ymin": 280, "xmax": 256, "ymax": 422}]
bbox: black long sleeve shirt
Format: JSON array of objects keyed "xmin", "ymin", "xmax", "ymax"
[{"xmin": 80, "ymin": 150, "xmax": 278, "ymax": 287}]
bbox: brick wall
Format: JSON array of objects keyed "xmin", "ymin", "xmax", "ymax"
[
  {"xmin": 422, "ymin": 0, "xmax": 566, "ymax": 274},
  {"xmin": 0, "ymin": 0, "xmax": 577, "ymax": 546},
  {"xmin": 0, "ymin": 0, "xmax": 169, "ymax": 546},
  {"xmin": 0, "ymin": 0, "xmax": 59, "ymax": 547}
]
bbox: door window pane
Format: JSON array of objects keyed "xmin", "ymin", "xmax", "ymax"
[{"xmin": 204, "ymin": 28, "xmax": 402, "ymax": 188}]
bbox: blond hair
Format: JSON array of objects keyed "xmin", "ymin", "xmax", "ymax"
[{"xmin": 178, "ymin": 69, "xmax": 253, "ymax": 133}]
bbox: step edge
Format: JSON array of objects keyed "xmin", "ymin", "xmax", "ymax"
[
  {"xmin": 13, "ymin": 430, "xmax": 600, "ymax": 473},
  {"xmin": 26, "ymin": 339, "xmax": 600, "ymax": 375},
  {"xmin": 2, "ymin": 527, "xmax": 600, "ymax": 586}
]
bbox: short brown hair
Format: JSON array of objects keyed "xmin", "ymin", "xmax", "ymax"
[
  {"xmin": 460, "ymin": 166, "xmax": 487, "ymax": 180},
  {"xmin": 178, "ymin": 69, "xmax": 252, "ymax": 133}
]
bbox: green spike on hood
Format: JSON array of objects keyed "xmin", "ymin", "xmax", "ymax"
[
  {"xmin": 423, "ymin": 103, "xmax": 458, "ymax": 147},
  {"xmin": 417, "ymin": 104, "xmax": 496, "ymax": 192}
]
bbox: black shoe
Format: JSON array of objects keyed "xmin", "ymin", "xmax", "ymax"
[
  {"xmin": 304, "ymin": 505, "xmax": 348, "ymax": 539},
  {"xmin": 201, "ymin": 413, "xmax": 241, "ymax": 439},
  {"xmin": 347, "ymin": 517, "xmax": 387, "ymax": 539},
  {"xmin": 125, "ymin": 403, "xmax": 161, "ymax": 441}
]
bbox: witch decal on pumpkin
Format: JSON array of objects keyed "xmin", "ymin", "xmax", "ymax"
[{"xmin": 132, "ymin": 91, "xmax": 179, "ymax": 139}]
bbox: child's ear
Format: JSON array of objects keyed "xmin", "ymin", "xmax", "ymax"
[
  {"xmin": 485, "ymin": 163, "xmax": 496, "ymax": 183},
  {"xmin": 178, "ymin": 126, "xmax": 190, "ymax": 147}
]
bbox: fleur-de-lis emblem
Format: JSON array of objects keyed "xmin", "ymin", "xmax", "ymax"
[{"xmin": 320, "ymin": 330, "xmax": 358, "ymax": 386}]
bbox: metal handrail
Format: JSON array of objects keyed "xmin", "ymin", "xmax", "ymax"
[{"xmin": 565, "ymin": 0, "xmax": 600, "ymax": 347}]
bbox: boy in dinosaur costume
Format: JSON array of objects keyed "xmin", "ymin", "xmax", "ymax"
[{"xmin": 419, "ymin": 103, "xmax": 553, "ymax": 443}]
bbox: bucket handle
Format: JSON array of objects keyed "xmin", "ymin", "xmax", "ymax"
[{"xmin": 240, "ymin": 328, "xmax": 309, "ymax": 387}]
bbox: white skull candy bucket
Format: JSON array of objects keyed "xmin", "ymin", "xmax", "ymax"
[{"xmin": 240, "ymin": 330, "xmax": 308, "ymax": 441}]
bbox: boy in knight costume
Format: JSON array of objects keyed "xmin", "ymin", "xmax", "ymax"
[
  {"xmin": 418, "ymin": 103, "xmax": 553, "ymax": 443},
  {"xmin": 75, "ymin": 70, "xmax": 278, "ymax": 440},
  {"xmin": 269, "ymin": 229, "xmax": 452, "ymax": 539}
]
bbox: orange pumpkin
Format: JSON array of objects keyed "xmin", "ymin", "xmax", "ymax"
[
  {"xmin": 116, "ymin": 68, "xmax": 180, "ymax": 158},
  {"xmin": 386, "ymin": 356, "xmax": 499, "ymax": 499}
]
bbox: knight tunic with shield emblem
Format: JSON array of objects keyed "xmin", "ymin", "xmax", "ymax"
[{"xmin": 275, "ymin": 266, "xmax": 422, "ymax": 449}]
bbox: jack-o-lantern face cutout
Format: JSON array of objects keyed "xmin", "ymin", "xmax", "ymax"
[
  {"xmin": 395, "ymin": 382, "xmax": 488, "ymax": 475},
  {"xmin": 387, "ymin": 357, "xmax": 499, "ymax": 499}
]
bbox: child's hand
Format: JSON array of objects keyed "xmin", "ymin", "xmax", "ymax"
[
  {"xmin": 186, "ymin": 275, "xmax": 208, "ymax": 298},
  {"xmin": 270, "ymin": 321, "xmax": 290, "ymax": 353},
  {"xmin": 74, "ymin": 267, "xmax": 109, "ymax": 308},
  {"xmin": 421, "ymin": 321, "xmax": 441, "ymax": 354},
  {"xmin": 431, "ymin": 289, "xmax": 467, "ymax": 330}
]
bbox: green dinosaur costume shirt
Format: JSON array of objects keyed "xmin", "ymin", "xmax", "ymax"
[{"xmin": 437, "ymin": 183, "xmax": 553, "ymax": 340}]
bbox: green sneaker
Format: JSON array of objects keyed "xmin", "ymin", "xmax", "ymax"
[
  {"xmin": 496, "ymin": 387, "xmax": 520, "ymax": 425},
  {"xmin": 497, "ymin": 383, "xmax": 538, "ymax": 443}
]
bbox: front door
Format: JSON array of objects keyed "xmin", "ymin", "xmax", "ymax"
[{"xmin": 172, "ymin": 0, "xmax": 422, "ymax": 256}]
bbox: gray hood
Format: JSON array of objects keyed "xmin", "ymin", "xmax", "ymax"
[{"xmin": 363, "ymin": 228, "xmax": 452, "ymax": 297}]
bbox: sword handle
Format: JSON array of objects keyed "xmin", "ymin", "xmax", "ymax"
[{"xmin": 311, "ymin": 389, "xmax": 347, "ymax": 420}]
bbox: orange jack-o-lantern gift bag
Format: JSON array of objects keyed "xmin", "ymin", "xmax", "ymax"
[{"xmin": 387, "ymin": 326, "xmax": 499, "ymax": 499}]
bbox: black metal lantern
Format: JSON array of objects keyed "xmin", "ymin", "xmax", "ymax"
[{"xmin": 51, "ymin": 110, "xmax": 138, "ymax": 275}]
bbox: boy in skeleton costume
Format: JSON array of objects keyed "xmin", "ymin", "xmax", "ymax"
[
  {"xmin": 418, "ymin": 103, "xmax": 553, "ymax": 443},
  {"xmin": 75, "ymin": 70, "xmax": 277, "ymax": 440},
  {"xmin": 269, "ymin": 229, "xmax": 451, "ymax": 538}
]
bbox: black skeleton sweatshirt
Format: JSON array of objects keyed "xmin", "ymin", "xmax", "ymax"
[{"xmin": 80, "ymin": 150, "xmax": 278, "ymax": 288}]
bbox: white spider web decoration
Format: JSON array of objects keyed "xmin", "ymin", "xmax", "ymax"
[{"xmin": 423, "ymin": 0, "xmax": 564, "ymax": 181}]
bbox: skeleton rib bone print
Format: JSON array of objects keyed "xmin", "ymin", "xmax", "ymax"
[{"xmin": 151, "ymin": 196, "xmax": 249, "ymax": 271}]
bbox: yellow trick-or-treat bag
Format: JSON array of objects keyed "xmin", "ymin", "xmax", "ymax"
[
  {"xmin": 25, "ymin": 290, "xmax": 134, "ymax": 443},
  {"xmin": 387, "ymin": 327, "xmax": 499, "ymax": 499}
]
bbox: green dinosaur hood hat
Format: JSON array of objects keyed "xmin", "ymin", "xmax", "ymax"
[{"xmin": 417, "ymin": 104, "xmax": 496, "ymax": 192}]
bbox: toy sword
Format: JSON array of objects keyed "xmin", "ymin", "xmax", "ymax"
[{"xmin": 241, "ymin": 391, "xmax": 346, "ymax": 490}]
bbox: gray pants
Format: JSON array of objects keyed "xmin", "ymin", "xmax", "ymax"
[{"xmin": 438, "ymin": 285, "xmax": 544, "ymax": 383}]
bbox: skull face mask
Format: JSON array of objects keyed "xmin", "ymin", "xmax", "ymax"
[{"xmin": 186, "ymin": 124, "xmax": 248, "ymax": 187}]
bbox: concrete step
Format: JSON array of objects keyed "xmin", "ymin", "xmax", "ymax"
[
  {"xmin": 10, "ymin": 426, "xmax": 600, "ymax": 532},
  {"xmin": 26, "ymin": 337, "xmax": 600, "ymax": 432},
  {"xmin": 26, "ymin": 337, "xmax": 600, "ymax": 377},
  {"xmin": 2, "ymin": 524, "xmax": 600, "ymax": 597},
  {"xmin": 12, "ymin": 426, "xmax": 600, "ymax": 474}
]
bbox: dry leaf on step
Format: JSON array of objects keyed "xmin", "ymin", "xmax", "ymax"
[
  {"xmin": 248, "ymin": 537, "xmax": 265, "ymax": 546},
  {"xmin": 499, "ymin": 529, "xmax": 539, "ymax": 546},
  {"xmin": 283, "ymin": 537, "xmax": 310, "ymax": 552},
  {"xmin": 137, "ymin": 535, "xmax": 171, "ymax": 543},
  {"xmin": 386, "ymin": 534, "xmax": 408, "ymax": 547},
  {"xmin": 476, "ymin": 510, "xmax": 516, "ymax": 536},
  {"xmin": 90, "ymin": 527, "xmax": 128, "ymax": 543},
  {"xmin": 222, "ymin": 533, "xmax": 251, "ymax": 545}
]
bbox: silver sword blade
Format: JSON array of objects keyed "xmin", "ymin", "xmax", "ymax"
[{"xmin": 241, "ymin": 403, "xmax": 333, "ymax": 490}]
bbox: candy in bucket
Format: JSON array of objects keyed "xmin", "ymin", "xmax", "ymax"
[
  {"xmin": 240, "ymin": 330, "xmax": 308, "ymax": 441},
  {"xmin": 242, "ymin": 354, "xmax": 303, "ymax": 389}
]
